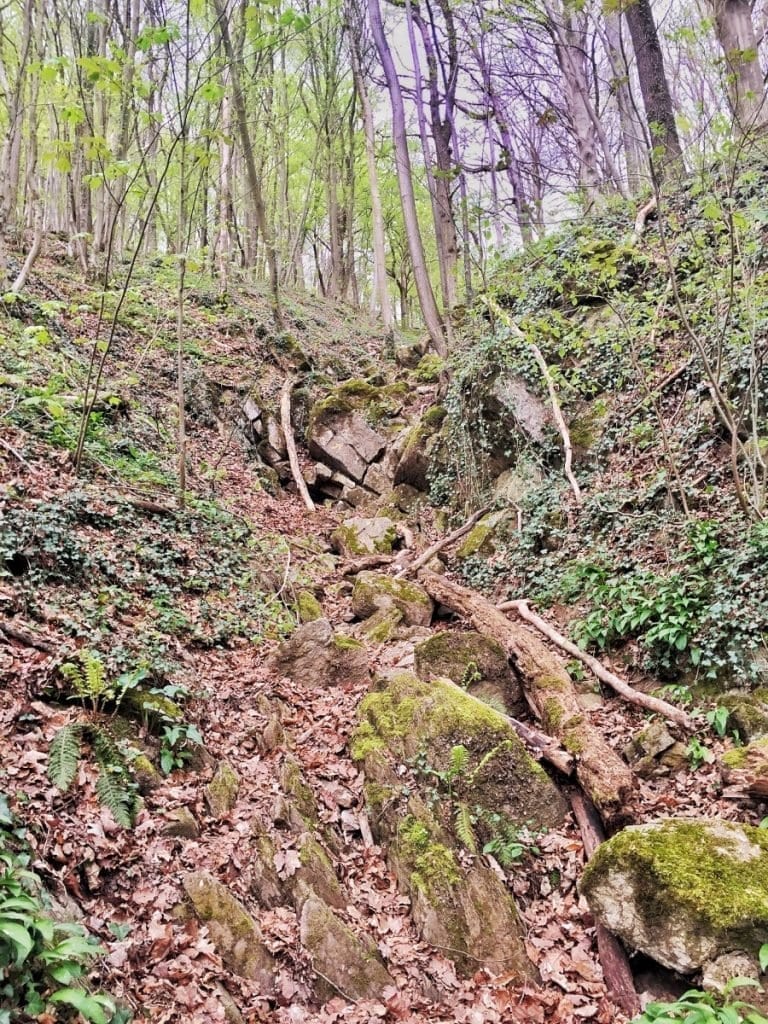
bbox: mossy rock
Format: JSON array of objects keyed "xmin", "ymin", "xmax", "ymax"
[
  {"xmin": 330, "ymin": 516, "xmax": 398, "ymax": 558},
  {"xmin": 205, "ymin": 761, "xmax": 239, "ymax": 818},
  {"xmin": 581, "ymin": 818, "xmax": 768, "ymax": 972},
  {"xmin": 351, "ymin": 670, "xmax": 566, "ymax": 832},
  {"xmin": 721, "ymin": 737, "xmax": 768, "ymax": 799},
  {"xmin": 719, "ymin": 688, "xmax": 768, "ymax": 741},
  {"xmin": 393, "ymin": 415, "xmax": 443, "ymax": 492},
  {"xmin": 455, "ymin": 511, "xmax": 513, "ymax": 560},
  {"xmin": 359, "ymin": 606, "xmax": 403, "ymax": 644},
  {"xmin": 299, "ymin": 896, "xmax": 394, "ymax": 1001},
  {"xmin": 280, "ymin": 756, "xmax": 318, "ymax": 825},
  {"xmin": 414, "ymin": 630, "xmax": 524, "ymax": 717},
  {"xmin": 272, "ymin": 618, "xmax": 370, "ymax": 688},
  {"xmin": 351, "ymin": 572, "xmax": 433, "ymax": 627},
  {"xmin": 183, "ymin": 871, "xmax": 275, "ymax": 991},
  {"xmin": 163, "ymin": 806, "xmax": 199, "ymax": 839},
  {"xmin": 248, "ymin": 824, "xmax": 283, "ymax": 909},
  {"xmin": 123, "ymin": 688, "xmax": 183, "ymax": 725},
  {"xmin": 307, "ymin": 379, "xmax": 405, "ymax": 435},
  {"xmin": 296, "ymin": 590, "xmax": 323, "ymax": 623},
  {"xmin": 413, "ymin": 354, "xmax": 445, "ymax": 383},
  {"xmin": 288, "ymin": 832, "xmax": 346, "ymax": 910}
]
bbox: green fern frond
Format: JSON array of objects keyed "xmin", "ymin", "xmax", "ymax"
[
  {"xmin": 62, "ymin": 650, "xmax": 109, "ymax": 708},
  {"xmin": 468, "ymin": 740, "xmax": 513, "ymax": 786},
  {"xmin": 48, "ymin": 724, "xmax": 83, "ymax": 791},
  {"xmin": 455, "ymin": 802, "xmax": 477, "ymax": 853},
  {"xmin": 448, "ymin": 744, "xmax": 469, "ymax": 782},
  {"xmin": 91, "ymin": 727, "xmax": 137, "ymax": 828}
]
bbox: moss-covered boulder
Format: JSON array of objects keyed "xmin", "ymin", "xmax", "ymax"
[
  {"xmin": 351, "ymin": 572, "xmax": 433, "ymax": 627},
  {"xmin": 300, "ymin": 896, "xmax": 394, "ymax": 1001},
  {"xmin": 288, "ymin": 832, "xmax": 346, "ymax": 911},
  {"xmin": 390, "ymin": 804, "xmax": 534, "ymax": 979},
  {"xmin": 272, "ymin": 618, "xmax": 370, "ymax": 688},
  {"xmin": 351, "ymin": 671, "xmax": 566, "ymax": 833},
  {"xmin": 721, "ymin": 738, "xmax": 768, "ymax": 799},
  {"xmin": 455, "ymin": 510, "xmax": 513, "ymax": 560},
  {"xmin": 330, "ymin": 516, "xmax": 398, "ymax": 558},
  {"xmin": 183, "ymin": 871, "xmax": 276, "ymax": 993},
  {"xmin": 720, "ymin": 688, "xmax": 768, "ymax": 741},
  {"xmin": 163, "ymin": 807, "xmax": 200, "ymax": 839},
  {"xmin": 296, "ymin": 590, "xmax": 323, "ymax": 623},
  {"xmin": 248, "ymin": 824, "xmax": 283, "ymax": 910},
  {"xmin": 414, "ymin": 630, "xmax": 524, "ymax": 717},
  {"xmin": 280, "ymin": 756, "xmax": 318, "ymax": 825},
  {"xmin": 580, "ymin": 818, "xmax": 768, "ymax": 972},
  {"xmin": 358, "ymin": 606, "xmax": 403, "ymax": 644},
  {"xmin": 205, "ymin": 761, "xmax": 239, "ymax": 818},
  {"xmin": 393, "ymin": 410, "xmax": 445, "ymax": 493}
]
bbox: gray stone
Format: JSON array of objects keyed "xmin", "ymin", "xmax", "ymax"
[
  {"xmin": 299, "ymin": 896, "xmax": 394, "ymax": 1001},
  {"xmin": 491, "ymin": 375, "xmax": 550, "ymax": 444},
  {"xmin": 351, "ymin": 572, "xmax": 433, "ymax": 627},
  {"xmin": 492, "ymin": 463, "xmax": 543, "ymax": 506},
  {"xmin": 183, "ymin": 871, "xmax": 276, "ymax": 993},
  {"xmin": 163, "ymin": 807, "xmax": 200, "ymax": 839},
  {"xmin": 581, "ymin": 818, "xmax": 768, "ymax": 973},
  {"xmin": 331, "ymin": 516, "xmax": 398, "ymax": 558},
  {"xmin": 271, "ymin": 619, "xmax": 370, "ymax": 688},
  {"xmin": 205, "ymin": 761, "xmax": 240, "ymax": 818},
  {"xmin": 702, "ymin": 952, "xmax": 768, "ymax": 1014}
]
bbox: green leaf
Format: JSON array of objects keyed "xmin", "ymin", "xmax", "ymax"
[
  {"xmin": 49, "ymin": 988, "xmax": 114, "ymax": 1024},
  {"xmin": 48, "ymin": 724, "xmax": 82, "ymax": 791},
  {"xmin": 0, "ymin": 918, "xmax": 34, "ymax": 963},
  {"xmin": 759, "ymin": 943, "xmax": 768, "ymax": 972}
]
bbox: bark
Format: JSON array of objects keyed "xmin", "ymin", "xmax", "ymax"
[
  {"xmin": 367, "ymin": 0, "xmax": 447, "ymax": 355},
  {"xmin": 601, "ymin": 12, "xmax": 649, "ymax": 193},
  {"xmin": 417, "ymin": 570, "xmax": 636, "ymax": 826},
  {"xmin": 280, "ymin": 378, "xmax": 316, "ymax": 513},
  {"xmin": 622, "ymin": 0, "xmax": 684, "ymax": 174},
  {"xmin": 0, "ymin": 0, "xmax": 36, "ymax": 234},
  {"xmin": 569, "ymin": 791, "xmax": 640, "ymax": 1016},
  {"xmin": 396, "ymin": 506, "xmax": 490, "ymax": 578},
  {"xmin": 710, "ymin": 0, "xmax": 766, "ymax": 135}
]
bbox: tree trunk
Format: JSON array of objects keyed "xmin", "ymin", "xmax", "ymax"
[
  {"xmin": 710, "ymin": 0, "xmax": 766, "ymax": 135},
  {"xmin": 367, "ymin": 0, "xmax": 447, "ymax": 355},
  {"xmin": 602, "ymin": 12, "xmax": 649, "ymax": 193},
  {"xmin": 623, "ymin": 0, "xmax": 684, "ymax": 174}
]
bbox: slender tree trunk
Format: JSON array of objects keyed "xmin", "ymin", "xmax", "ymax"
[
  {"xmin": 0, "ymin": 0, "xmax": 36, "ymax": 235},
  {"xmin": 347, "ymin": 14, "xmax": 393, "ymax": 330},
  {"xmin": 623, "ymin": 0, "xmax": 684, "ymax": 174},
  {"xmin": 710, "ymin": 0, "xmax": 766, "ymax": 135},
  {"xmin": 602, "ymin": 12, "xmax": 649, "ymax": 192},
  {"xmin": 368, "ymin": 0, "xmax": 446, "ymax": 353}
]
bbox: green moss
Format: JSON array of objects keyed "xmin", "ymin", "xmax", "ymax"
[
  {"xmin": 349, "ymin": 725, "xmax": 386, "ymax": 762},
  {"xmin": 398, "ymin": 815, "xmax": 461, "ymax": 894},
  {"xmin": 125, "ymin": 689, "xmax": 183, "ymax": 723},
  {"xmin": 296, "ymin": 590, "xmax": 323, "ymax": 623},
  {"xmin": 413, "ymin": 354, "xmax": 445, "ymax": 383},
  {"xmin": 722, "ymin": 746, "xmax": 749, "ymax": 768},
  {"xmin": 542, "ymin": 697, "xmax": 564, "ymax": 730},
  {"xmin": 422, "ymin": 404, "xmax": 447, "ymax": 428},
  {"xmin": 362, "ymin": 607, "xmax": 403, "ymax": 643},
  {"xmin": 583, "ymin": 820, "xmax": 768, "ymax": 934},
  {"xmin": 363, "ymin": 781, "xmax": 396, "ymax": 810},
  {"xmin": 456, "ymin": 523, "xmax": 494, "ymax": 559},
  {"xmin": 332, "ymin": 634, "xmax": 364, "ymax": 651}
]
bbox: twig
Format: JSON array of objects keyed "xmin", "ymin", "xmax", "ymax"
[
  {"xmin": 280, "ymin": 377, "xmax": 315, "ymax": 513},
  {"xmin": 497, "ymin": 599, "xmax": 694, "ymax": 730},
  {"xmin": 0, "ymin": 436, "xmax": 32, "ymax": 469},
  {"xmin": 395, "ymin": 506, "xmax": 490, "ymax": 578}
]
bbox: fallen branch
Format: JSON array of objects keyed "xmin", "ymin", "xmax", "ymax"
[
  {"xmin": 280, "ymin": 377, "xmax": 315, "ymax": 513},
  {"xmin": 339, "ymin": 553, "xmax": 396, "ymax": 576},
  {"xmin": 569, "ymin": 790, "xmax": 640, "ymax": 1016},
  {"xmin": 0, "ymin": 436, "xmax": 32, "ymax": 469},
  {"xmin": 497, "ymin": 600, "xmax": 694, "ymax": 730},
  {"xmin": 417, "ymin": 570, "xmax": 635, "ymax": 826},
  {"xmin": 1, "ymin": 621, "xmax": 56, "ymax": 655},
  {"xmin": 631, "ymin": 195, "xmax": 657, "ymax": 244},
  {"xmin": 395, "ymin": 506, "xmax": 490, "ymax": 578},
  {"xmin": 627, "ymin": 356, "xmax": 692, "ymax": 419}
]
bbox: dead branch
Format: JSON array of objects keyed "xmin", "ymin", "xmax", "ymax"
[
  {"xmin": 339, "ymin": 553, "xmax": 396, "ymax": 576},
  {"xmin": 569, "ymin": 790, "xmax": 640, "ymax": 1016},
  {"xmin": 280, "ymin": 377, "xmax": 315, "ymax": 513},
  {"xmin": 627, "ymin": 356, "xmax": 692, "ymax": 418},
  {"xmin": 1, "ymin": 621, "xmax": 56, "ymax": 655},
  {"xmin": 0, "ymin": 436, "xmax": 32, "ymax": 469},
  {"xmin": 631, "ymin": 195, "xmax": 658, "ymax": 243},
  {"xmin": 417, "ymin": 570, "xmax": 634, "ymax": 825},
  {"xmin": 395, "ymin": 506, "xmax": 490, "ymax": 578},
  {"xmin": 497, "ymin": 600, "xmax": 694, "ymax": 730}
]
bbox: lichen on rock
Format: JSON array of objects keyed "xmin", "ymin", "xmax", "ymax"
[{"xmin": 330, "ymin": 516, "xmax": 398, "ymax": 558}]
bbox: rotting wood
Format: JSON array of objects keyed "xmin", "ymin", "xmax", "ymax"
[
  {"xmin": 395, "ymin": 506, "xmax": 490, "ymax": 578},
  {"xmin": 1, "ymin": 621, "xmax": 56, "ymax": 654},
  {"xmin": 438, "ymin": 675, "xmax": 574, "ymax": 775},
  {"xmin": 569, "ymin": 790, "xmax": 640, "ymax": 1016},
  {"xmin": 496, "ymin": 599, "xmax": 694, "ymax": 730},
  {"xmin": 125, "ymin": 496, "xmax": 176, "ymax": 516},
  {"xmin": 339, "ymin": 553, "xmax": 396, "ymax": 576},
  {"xmin": 280, "ymin": 377, "xmax": 316, "ymax": 513},
  {"xmin": 417, "ymin": 570, "xmax": 635, "ymax": 825}
]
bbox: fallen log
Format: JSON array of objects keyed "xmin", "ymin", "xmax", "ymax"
[
  {"xmin": 395, "ymin": 506, "xmax": 490, "ymax": 579},
  {"xmin": 570, "ymin": 790, "xmax": 640, "ymax": 1017},
  {"xmin": 417, "ymin": 570, "xmax": 635, "ymax": 826},
  {"xmin": 497, "ymin": 600, "xmax": 694, "ymax": 731},
  {"xmin": 338, "ymin": 553, "xmax": 396, "ymax": 576}
]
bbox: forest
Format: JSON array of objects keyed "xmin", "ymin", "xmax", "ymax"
[{"xmin": 2, "ymin": 0, "xmax": 768, "ymax": 1021}]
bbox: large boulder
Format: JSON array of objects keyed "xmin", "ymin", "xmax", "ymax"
[
  {"xmin": 300, "ymin": 896, "xmax": 394, "ymax": 1001},
  {"xmin": 331, "ymin": 516, "xmax": 398, "ymax": 558},
  {"xmin": 580, "ymin": 818, "xmax": 768, "ymax": 973},
  {"xmin": 352, "ymin": 671, "xmax": 566, "ymax": 838},
  {"xmin": 721, "ymin": 738, "xmax": 768, "ymax": 799},
  {"xmin": 183, "ymin": 872, "xmax": 276, "ymax": 993},
  {"xmin": 414, "ymin": 630, "xmax": 525, "ymax": 717},
  {"xmin": 351, "ymin": 572, "xmax": 433, "ymax": 627},
  {"xmin": 271, "ymin": 618, "xmax": 370, "ymax": 688},
  {"xmin": 720, "ymin": 688, "xmax": 768, "ymax": 741}
]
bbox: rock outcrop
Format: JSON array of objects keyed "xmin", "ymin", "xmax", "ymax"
[
  {"xmin": 331, "ymin": 516, "xmax": 398, "ymax": 558},
  {"xmin": 581, "ymin": 818, "xmax": 768, "ymax": 973}
]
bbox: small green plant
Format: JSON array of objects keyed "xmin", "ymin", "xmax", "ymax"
[
  {"xmin": 759, "ymin": 943, "xmax": 768, "ymax": 973},
  {"xmin": 686, "ymin": 735, "xmax": 715, "ymax": 770},
  {"xmin": 48, "ymin": 723, "xmax": 140, "ymax": 828},
  {"xmin": 631, "ymin": 979, "xmax": 768, "ymax": 1023},
  {"xmin": 481, "ymin": 814, "xmax": 543, "ymax": 867},
  {"xmin": 0, "ymin": 811, "xmax": 119, "ymax": 1023},
  {"xmin": 158, "ymin": 722, "xmax": 203, "ymax": 775}
]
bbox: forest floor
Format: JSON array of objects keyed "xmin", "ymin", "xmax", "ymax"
[
  {"xmin": 0, "ymin": 453, "xmax": 745, "ymax": 1024},
  {"xmin": 0, "ymin": 247, "xmax": 763, "ymax": 1023}
]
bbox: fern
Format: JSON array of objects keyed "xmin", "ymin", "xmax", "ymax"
[
  {"xmin": 455, "ymin": 802, "xmax": 477, "ymax": 853},
  {"xmin": 468, "ymin": 740, "xmax": 514, "ymax": 787},
  {"xmin": 61, "ymin": 650, "xmax": 111, "ymax": 711},
  {"xmin": 48, "ymin": 724, "xmax": 83, "ymax": 791},
  {"xmin": 478, "ymin": 693, "xmax": 507, "ymax": 716},
  {"xmin": 447, "ymin": 744, "xmax": 469, "ymax": 783},
  {"xmin": 92, "ymin": 728, "xmax": 138, "ymax": 828}
]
